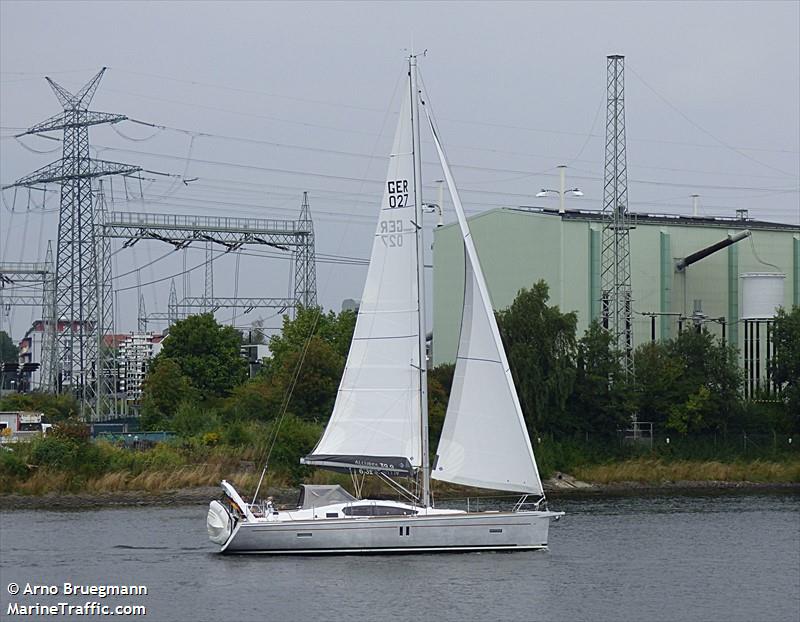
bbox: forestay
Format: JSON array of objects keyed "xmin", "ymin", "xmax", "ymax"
[
  {"xmin": 303, "ymin": 92, "xmax": 422, "ymax": 476},
  {"xmin": 425, "ymin": 110, "xmax": 544, "ymax": 495}
]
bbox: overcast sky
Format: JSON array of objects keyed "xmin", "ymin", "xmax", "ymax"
[{"xmin": 1, "ymin": 0, "xmax": 798, "ymax": 341}]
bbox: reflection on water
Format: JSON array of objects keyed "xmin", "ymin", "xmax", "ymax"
[{"xmin": 1, "ymin": 493, "xmax": 798, "ymax": 622}]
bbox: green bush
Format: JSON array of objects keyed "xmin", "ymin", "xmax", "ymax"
[
  {"xmin": 222, "ymin": 421, "xmax": 254, "ymax": 447},
  {"xmin": 29, "ymin": 436, "xmax": 80, "ymax": 469},
  {"xmin": 99, "ymin": 441, "xmax": 140, "ymax": 472},
  {"xmin": 143, "ymin": 443, "xmax": 185, "ymax": 470},
  {"xmin": 0, "ymin": 449, "xmax": 29, "ymax": 481},
  {"xmin": 52, "ymin": 419, "xmax": 90, "ymax": 442},
  {"xmin": 260, "ymin": 415, "xmax": 323, "ymax": 481},
  {"xmin": 172, "ymin": 402, "xmax": 218, "ymax": 437}
]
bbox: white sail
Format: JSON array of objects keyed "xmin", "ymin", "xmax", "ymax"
[
  {"xmin": 304, "ymin": 90, "xmax": 422, "ymax": 475},
  {"xmin": 425, "ymin": 111, "xmax": 544, "ymax": 495}
]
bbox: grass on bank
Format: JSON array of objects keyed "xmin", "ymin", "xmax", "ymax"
[
  {"xmin": 0, "ymin": 416, "xmax": 316, "ymax": 496},
  {"xmin": 574, "ymin": 457, "xmax": 800, "ymax": 485},
  {"xmin": 1, "ymin": 418, "xmax": 799, "ymax": 497}
]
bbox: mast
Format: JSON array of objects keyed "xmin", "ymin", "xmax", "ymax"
[{"xmin": 409, "ymin": 55, "xmax": 431, "ymax": 508}]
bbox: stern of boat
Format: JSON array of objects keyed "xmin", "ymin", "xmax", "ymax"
[
  {"xmin": 208, "ymin": 480, "xmax": 254, "ymax": 550},
  {"xmin": 207, "ymin": 499, "xmax": 234, "ymax": 546}
]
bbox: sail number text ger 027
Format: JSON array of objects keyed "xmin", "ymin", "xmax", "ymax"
[
  {"xmin": 381, "ymin": 179, "xmax": 409, "ymax": 248},
  {"xmin": 387, "ymin": 179, "xmax": 409, "ymax": 208}
]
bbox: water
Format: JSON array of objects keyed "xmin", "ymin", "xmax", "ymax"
[{"xmin": 1, "ymin": 492, "xmax": 798, "ymax": 622}]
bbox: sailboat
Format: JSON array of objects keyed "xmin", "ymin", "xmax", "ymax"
[{"xmin": 207, "ymin": 56, "xmax": 563, "ymax": 554}]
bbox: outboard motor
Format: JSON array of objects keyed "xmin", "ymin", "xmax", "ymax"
[{"xmin": 207, "ymin": 500, "xmax": 234, "ymax": 545}]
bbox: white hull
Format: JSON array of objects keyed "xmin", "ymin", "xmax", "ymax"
[{"xmin": 219, "ymin": 510, "xmax": 561, "ymax": 555}]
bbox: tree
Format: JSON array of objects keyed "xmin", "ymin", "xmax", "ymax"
[
  {"xmin": 225, "ymin": 380, "xmax": 275, "ymax": 422},
  {"xmin": 0, "ymin": 331, "xmax": 17, "ymax": 363},
  {"xmin": 667, "ymin": 329, "xmax": 741, "ymax": 433},
  {"xmin": 171, "ymin": 400, "xmax": 218, "ymax": 437},
  {"xmin": 569, "ymin": 321, "xmax": 631, "ymax": 436},
  {"xmin": 427, "ymin": 364, "xmax": 454, "ymax": 456},
  {"xmin": 770, "ymin": 305, "xmax": 800, "ymax": 428},
  {"xmin": 268, "ymin": 336, "xmax": 344, "ymax": 422},
  {"xmin": 0, "ymin": 331, "xmax": 18, "ymax": 391},
  {"xmin": 264, "ymin": 306, "xmax": 356, "ymax": 376},
  {"xmin": 225, "ymin": 307, "xmax": 356, "ymax": 424},
  {"xmin": 496, "ymin": 281, "xmax": 578, "ymax": 435},
  {"xmin": 633, "ymin": 329, "xmax": 742, "ymax": 434},
  {"xmin": 140, "ymin": 358, "xmax": 196, "ymax": 429},
  {"xmin": 630, "ymin": 341, "xmax": 684, "ymax": 426},
  {"xmin": 157, "ymin": 314, "xmax": 247, "ymax": 399},
  {"xmin": 244, "ymin": 317, "xmax": 267, "ymax": 345}
]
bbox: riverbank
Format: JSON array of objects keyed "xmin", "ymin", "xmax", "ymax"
[{"xmin": 2, "ymin": 474, "xmax": 799, "ymax": 510}]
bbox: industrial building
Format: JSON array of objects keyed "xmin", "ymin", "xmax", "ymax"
[{"xmin": 432, "ymin": 207, "xmax": 800, "ymax": 391}]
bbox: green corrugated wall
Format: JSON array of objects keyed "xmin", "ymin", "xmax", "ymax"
[
  {"xmin": 589, "ymin": 227, "xmax": 601, "ymax": 322},
  {"xmin": 794, "ymin": 235, "xmax": 800, "ymax": 307},
  {"xmin": 727, "ymin": 241, "xmax": 739, "ymax": 347},
  {"xmin": 660, "ymin": 230, "xmax": 671, "ymax": 340}
]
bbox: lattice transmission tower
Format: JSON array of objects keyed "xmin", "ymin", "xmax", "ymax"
[
  {"xmin": 204, "ymin": 241, "xmax": 214, "ymax": 313},
  {"xmin": 4, "ymin": 68, "xmax": 141, "ymax": 418},
  {"xmin": 293, "ymin": 191, "xmax": 318, "ymax": 309},
  {"xmin": 600, "ymin": 55, "xmax": 635, "ymax": 377}
]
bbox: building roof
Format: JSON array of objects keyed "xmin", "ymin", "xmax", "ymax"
[{"xmin": 439, "ymin": 206, "xmax": 800, "ymax": 233}]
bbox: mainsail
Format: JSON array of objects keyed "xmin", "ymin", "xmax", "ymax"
[
  {"xmin": 303, "ymin": 90, "xmax": 422, "ymax": 476},
  {"xmin": 425, "ymin": 111, "xmax": 544, "ymax": 495}
]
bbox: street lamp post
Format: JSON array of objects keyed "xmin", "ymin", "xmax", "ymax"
[
  {"xmin": 536, "ymin": 165, "xmax": 584, "ymax": 214},
  {"xmin": 535, "ymin": 165, "xmax": 584, "ymax": 310}
]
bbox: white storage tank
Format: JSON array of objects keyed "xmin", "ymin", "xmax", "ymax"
[{"xmin": 740, "ymin": 272, "xmax": 785, "ymax": 319}]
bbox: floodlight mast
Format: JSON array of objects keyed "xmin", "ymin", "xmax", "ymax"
[{"xmin": 536, "ymin": 165, "xmax": 582, "ymax": 214}]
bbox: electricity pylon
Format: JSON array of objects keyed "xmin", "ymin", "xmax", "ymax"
[
  {"xmin": 4, "ymin": 68, "xmax": 141, "ymax": 419},
  {"xmin": 294, "ymin": 191, "xmax": 317, "ymax": 309}
]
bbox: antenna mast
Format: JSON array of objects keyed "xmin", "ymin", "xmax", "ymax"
[{"xmin": 600, "ymin": 55, "xmax": 635, "ymax": 377}]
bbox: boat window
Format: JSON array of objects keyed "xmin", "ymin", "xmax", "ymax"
[
  {"xmin": 342, "ymin": 505, "xmax": 417, "ymax": 516},
  {"xmin": 375, "ymin": 505, "xmax": 416, "ymax": 516},
  {"xmin": 326, "ymin": 512, "xmax": 338, "ymax": 518}
]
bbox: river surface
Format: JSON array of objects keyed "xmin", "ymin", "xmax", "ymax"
[{"xmin": 1, "ymin": 492, "xmax": 798, "ymax": 622}]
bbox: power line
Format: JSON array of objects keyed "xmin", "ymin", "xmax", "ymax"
[
  {"xmin": 627, "ymin": 63, "xmax": 798, "ymax": 178},
  {"xmin": 98, "ymin": 79, "xmax": 800, "ymax": 155},
  {"xmin": 107, "ymin": 117, "xmax": 800, "ymax": 182},
  {"xmin": 56, "ymin": 141, "xmax": 800, "ymax": 196}
]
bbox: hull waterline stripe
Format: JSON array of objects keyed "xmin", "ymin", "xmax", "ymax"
[{"xmin": 222, "ymin": 543, "xmax": 548, "ymax": 555}]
